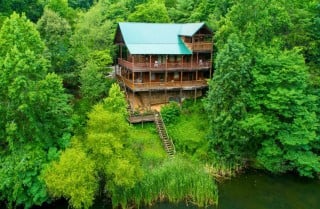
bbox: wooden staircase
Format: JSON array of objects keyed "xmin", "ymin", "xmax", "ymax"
[
  {"xmin": 117, "ymin": 76, "xmax": 176, "ymax": 157},
  {"xmin": 154, "ymin": 112, "xmax": 176, "ymax": 158}
]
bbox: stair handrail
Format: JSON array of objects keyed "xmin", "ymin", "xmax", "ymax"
[{"xmin": 157, "ymin": 111, "xmax": 176, "ymax": 155}]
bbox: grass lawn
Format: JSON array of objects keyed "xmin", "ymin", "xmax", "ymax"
[
  {"xmin": 130, "ymin": 123, "xmax": 167, "ymax": 167},
  {"xmin": 166, "ymin": 100, "xmax": 210, "ymax": 160}
]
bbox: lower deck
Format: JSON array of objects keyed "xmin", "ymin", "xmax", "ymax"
[{"xmin": 125, "ymin": 89, "xmax": 204, "ymax": 112}]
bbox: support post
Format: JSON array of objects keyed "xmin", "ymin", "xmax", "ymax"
[
  {"xmin": 149, "ymin": 70, "xmax": 151, "ymax": 87},
  {"xmin": 181, "ymin": 55, "xmax": 184, "ymax": 68},
  {"xmin": 149, "ymin": 90, "xmax": 151, "ymax": 108},
  {"xmin": 165, "ymin": 55, "xmax": 168, "ymax": 87},
  {"xmin": 149, "ymin": 55, "xmax": 152, "ymax": 68},
  {"xmin": 132, "ymin": 71, "xmax": 135, "ymax": 89},
  {"xmin": 165, "ymin": 89, "xmax": 167, "ymax": 103},
  {"xmin": 180, "ymin": 89, "xmax": 183, "ymax": 105},
  {"xmin": 133, "ymin": 91, "xmax": 135, "ymax": 110},
  {"xmin": 196, "ymin": 52, "xmax": 199, "ymax": 68}
]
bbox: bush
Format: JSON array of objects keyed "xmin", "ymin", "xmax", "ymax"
[{"xmin": 160, "ymin": 102, "xmax": 180, "ymax": 124}]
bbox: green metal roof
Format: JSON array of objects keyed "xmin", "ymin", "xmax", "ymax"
[
  {"xmin": 179, "ymin": 23, "xmax": 205, "ymax": 36},
  {"xmin": 116, "ymin": 22, "xmax": 207, "ymax": 55}
]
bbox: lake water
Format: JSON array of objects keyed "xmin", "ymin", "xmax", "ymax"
[{"xmin": 33, "ymin": 171, "xmax": 320, "ymax": 209}]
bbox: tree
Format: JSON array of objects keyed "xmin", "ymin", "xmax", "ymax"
[
  {"xmin": 68, "ymin": 0, "xmax": 94, "ymax": 9},
  {"xmin": 43, "ymin": 84, "xmax": 142, "ymax": 208},
  {"xmin": 103, "ymin": 83, "xmax": 128, "ymax": 117},
  {"xmin": 43, "ymin": 145, "xmax": 98, "ymax": 209},
  {"xmin": 205, "ymin": 0, "xmax": 319, "ymax": 178},
  {"xmin": 37, "ymin": 9, "xmax": 73, "ymax": 75},
  {"xmin": 79, "ymin": 61, "xmax": 111, "ymax": 103},
  {"xmin": 45, "ymin": 0, "xmax": 77, "ymax": 25},
  {"xmin": 128, "ymin": 0, "xmax": 171, "ymax": 23},
  {"xmin": 248, "ymin": 47, "xmax": 319, "ymax": 177},
  {"xmin": 0, "ymin": 145, "xmax": 48, "ymax": 209},
  {"xmin": 0, "ymin": 0, "xmax": 44, "ymax": 22},
  {"xmin": 168, "ymin": 0, "xmax": 199, "ymax": 23},
  {"xmin": 205, "ymin": 34, "xmax": 253, "ymax": 166},
  {"xmin": 0, "ymin": 13, "xmax": 72, "ymax": 208},
  {"xmin": 70, "ymin": 0, "xmax": 114, "ymax": 70}
]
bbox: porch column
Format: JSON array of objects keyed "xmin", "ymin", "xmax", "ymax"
[
  {"xmin": 165, "ymin": 55, "xmax": 168, "ymax": 84},
  {"xmin": 165, "ymin": 55, "xmax": 168, "ymax": 69},
  {"xmin": 132, "ymin": 55, "xmax": 135, "ymax": 68},
  {"xmin": 191, "ymin": 37, "xmax": 194, "ymax": 69},
  {"xmin": 149, "ymin": 70, "xmax": 151, "ymax": 87},
  {"xmin": 196, "ymin": 52, "xmax": 199, "ymax": 68},
  {"xmin": 181, "ymin": 55, "xmax": 184, "ymax": 67},
  {"xmin": 132, "ymin": 71, "xmax": 135, "ymax": 89},
  {"xmin": 180, "ymin": 71, "xmax": 183, "ymax": 86},
  {"xmin": 196, "ymin": 70, "xmax": 198, "ymax": 81},
  {"xmin": 149, "ymin": 55, "xmax": 152, "ymax": 68},
  {"xmin": 149, "ymin": 90, "xmax": 151, "ymax": 107}
]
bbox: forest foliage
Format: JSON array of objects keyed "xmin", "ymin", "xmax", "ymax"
[{"xmin": 0, "ymin": 0, "xmax": 319, "ymax": 208}]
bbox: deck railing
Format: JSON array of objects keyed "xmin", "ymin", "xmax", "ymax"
[
  {"xmin": 120, "ymin": 76, "xmax": 208, "ymax": 91},
  {"xmin": 185, "ymin": 42, "xmax": 213, "ymax": 51},
  {"xmin": 118, "ymin": 58, "xmax": 211, "ymax": 71}
]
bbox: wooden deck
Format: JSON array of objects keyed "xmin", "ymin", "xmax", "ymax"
[
  {"xmin": 128, "ymin": 114, "xmax": 155, "ymax": 123},
  {"xmin": 185, "ymin": 42, "xmax": 213, "ymax": 51},
  {"xmin": 118, "ymin": 58, "xmax": 211, "ymax": 72},
  {"xmin": 119, "ymin": 76, "xmax": 208, "ymax": 91}
]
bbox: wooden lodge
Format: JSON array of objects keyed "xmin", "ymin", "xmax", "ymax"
[{"xmin": 114, "ymin": 22, "xmax": 213, "ymax": 109}]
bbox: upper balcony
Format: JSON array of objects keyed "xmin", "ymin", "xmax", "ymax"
[
  {"xmin": 185, "ymin": 42, "xmax": 213, "ymax": 52},
  {"xmin": 118, "ymin": 58, "xmax": 211, "ymax": 72}
]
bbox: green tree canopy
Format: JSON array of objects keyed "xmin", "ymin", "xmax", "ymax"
[
  {"xmin": 0, "ymin": 0, "xmax": 44, "ymax": 21},
  {"xmin": 70, "ymin": 0, "xmax": 114, "ymax": 70},
  {"xmin": 128, "ymin": 0, "xmax": 171, "ymax": 23},
  {"xmin": 37, "ymin": 9, "xmax": 73, "ymax": 75},
  {"xmin": 205, "ymin": 34, "xmax": 253, "ymax": 166},
  {"xmin": 0, "ymin": 13, "xmax": 72, "ymax": 208},
  {"xmin": 249, "ymin": 47, "xmax": 319, "ymax": 177}
]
